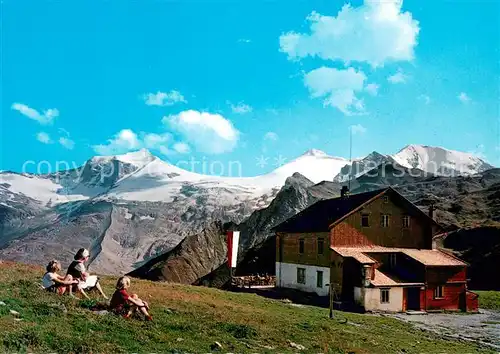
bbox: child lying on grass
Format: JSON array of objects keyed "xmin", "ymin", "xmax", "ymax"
[
  {"xmin": 110, "ymin": 276, "xmax": 152, "ymax": 321},
  {"xmin": 42, "ymin": 260, "xmax": 81, "ymax": 297}
]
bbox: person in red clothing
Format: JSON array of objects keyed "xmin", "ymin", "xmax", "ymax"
[{"xmin": 110, "ymin": 276, "xmax": 152, "ymax": 321}]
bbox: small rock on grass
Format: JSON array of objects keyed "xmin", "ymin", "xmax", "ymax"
[
  {"xmin": 288, "ymin": 340, "xmax": 306, "ymax": 350},
  {"xmin": 262, "ymin": 345, "xmax": 275, "ymax": 350},
  {"xmin": 49, "ymin": 303, "xmax": 68, "ymax": 313},
  {"xmin": 0, "ymin": 301, "xmax": 6, "ymax": 306},
  {"xmin": 210, "ymin": 341, "xmax": 223, "ymax": 351},
  {"xmin": 176, "ymin": 337, "xmax": 184, "ymax": 342},
  {"xmin": 9, "ymin": 310, "xmax": 20, "ymax": 316}
]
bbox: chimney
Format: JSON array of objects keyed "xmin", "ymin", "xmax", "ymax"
[
  {"xmin": 426, "ymin": 202, "xmax": 435, "ymax": 249},
  {"xmin": 341, "ymin": 186, "xmax": 349, "ymax": 199},
  {"xmin": 428, "ymin": 203, "xmax": 435, "ymax": 220}
]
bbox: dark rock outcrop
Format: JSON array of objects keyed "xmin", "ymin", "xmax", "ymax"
[
  {"xmin": 436, "ymin": 226, "xmax": 500, "ymax": 290},
  {"xmin": 128, "ymin": 221, "xmax": 228, "ymax": 283}
]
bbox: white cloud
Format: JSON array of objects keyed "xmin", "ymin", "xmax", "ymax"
[
  {"xmin": 164, "ymin": 110, "xmax": 239, "ymax": 154},
  {"xmin": 158, "ymin": 146, "xmax": 175, "ymax": 156},
  {"xmin": 349, "ymin": 124, "xmax": 367, "ymax": 135},
  {"xmin": 12, "ymin": 103, "xmax": 59, "ymax": 125},
  {"xmin": 36, "ymin": 132, "xmax": 52, "ymax": 144},
  {"xmin": 143, "ymin": 133, "xmax": 171, "ymax": 149},
  {"xmin": 173, "ymin": 142, "xmax": 190, "ymax": 154},
  {"xmin": 238, "ymin": 38, "xmax": 252, "ymax": 43},
  {"xmin": 264, "ymin": 132, "xmax": 279, "ymax": 141},
  {"xmin": 143, "ymin": 90, "xmax": 187, "ymax": 106},
  {"xmin": 279, "ymin": 0, "xmax": 420, "ymax": 67},
  {"xmin": 228, "ymin": 101, "xmax": 253, "ymax": 114},
  {"xmin": 304, "ymin": 67, "xmax": 367, "ymax": 115},
  {"xmin": 365, "ymin": 83, "xmax": 379, "ymax": 96},
  {"xmin": 93, "ymin": 129, "xmax": 142, "ymax": 155},
  {"xmin": 418, "ymin": 94, "xmax": 431, "ymax": 105},
  {"xmin": 157, "ymin": 142, "xmax": 190, "ymax": 156},
  {"xmin": 458, "ymin": 92, "xmax": 471, "ymax": 103},
  {"xmin": 59, "ymin": 137, "xmax": 75, "ymax": 150},
  {"xmin": 93, "ymin": 129, "xmax": 191, "ymax": 156},
  {"xmin": 388, "ymin": 69, "xmax": 408, "ymax": 84}
]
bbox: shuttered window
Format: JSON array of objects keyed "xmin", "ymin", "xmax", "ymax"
[
  {"xmin": 297, "ymin": 268, "xmax": 306, "ymax": 284},
  {"xmin": 317, "ymin": 238, "xmax": 324, "ymax": 255},
  {"xmin": 299, "ymin": 239, "xmax": 305, "ymax": 254},
  {"xmin": 434, "ymin": 286, "xmax": 444, "ymax": 299},
  {"xmin": 316, "ymin": 271, "xmax": 323, "ymax": 288},
  {"xmin": 402, "ymin": 215, "xmax": 410, "ymax": 228},
  {"xmin": 381, "ymin": 214, "xmax": 390, "ymax": 228},
  {"xmin": 361, "ymin": 214, "xmax": 370, "ymax": 227},
  {"xmin": 380, "ymin": 289, "xmax": 390, "ymax": 303}
]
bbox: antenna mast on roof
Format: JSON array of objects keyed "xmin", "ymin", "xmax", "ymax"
[{"xmin": 348, "ymin": 127, "xmax": 353, "ymax": 191}]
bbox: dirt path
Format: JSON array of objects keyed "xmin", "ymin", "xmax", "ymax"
[{"xmin": 386, "ymin": 310, "xmax": 500, "ymax": 350}]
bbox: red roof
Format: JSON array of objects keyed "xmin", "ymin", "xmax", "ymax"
[
  {"xmin": 370, "ymin": 269, "xmax": 424, "ymax": 287},
  {"xmin": 331, "ymin": 246, "xmax": 467, "ymax": 267}
]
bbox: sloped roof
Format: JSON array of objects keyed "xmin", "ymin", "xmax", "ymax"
[
  {"xmin": 273, "ymin": 188, "xmax": 385, "ymax": 233},
  {"xmin": 370, "ymin": 269, "xmax": 424, "ymax": 287},
  {"xmin": 332, "ymin": 247, "xmax": 377, "ymax": 264},
  {"xmin": 331, "ymin": 246, "xmax": 467, "ymax": 267},
  {"xmin": 402, "ymin": 249, "xmax": 467, "ymax": 267}
]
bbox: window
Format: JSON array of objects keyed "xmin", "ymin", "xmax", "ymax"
[
  {"xmin": 402, "ymin": 215, "xmax": 410, "ymax": 228},
  {"xmin": 434, "ymin": 286, "xmax": 444, "ymax": 299},
  {"xmin": 383, "ymin": 196, "xmax": 389, "ymax": 203},
  {"xmin": 389, "ymin": 254, "xmax": 397, "ymax": 268},
  {"xmin": 297, "ymin": 268, "xmax": 306, "ymax": 284},
  {"xmin": 317, "ymin": 238, "xmax": 324, "ymax": 255},
  {"xmin": 381, "ymin": 214, "xmax": 390, "ymax": 228},
  {"xmin": 380, "ymin": 288, "xmax": 390, "ymax": 303},
  {"xmin": 299, "ymin": 239, "xmax": 305, "ymax": 254},
  {"xmin": 361, "ymin": 214, "xmax": 370, "ymax": 227},
  {"xmin": 316, "ymin": 271, "xmax": 323, "ymax": 288}
]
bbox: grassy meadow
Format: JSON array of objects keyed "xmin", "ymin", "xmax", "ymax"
[{"xmin": 0, "ymin": 262, "xmax": 495, "ymax": 353}]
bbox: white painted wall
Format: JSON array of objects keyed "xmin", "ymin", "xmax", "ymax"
[
  {"xmin": 275, "ymin": 262, "xmax": 330, "ymax": 296},
  {"xmin": 354, "ymin": 287, "xmax": 364, "ymax": 306},
  {"xmin": 363, "ymin": 287, "xmax": 403, "ymax": 312}
]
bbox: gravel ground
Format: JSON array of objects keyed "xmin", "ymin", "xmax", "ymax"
[{"xmin": 386, "ymin": 310, "xmax": 500, "ymax": 350}]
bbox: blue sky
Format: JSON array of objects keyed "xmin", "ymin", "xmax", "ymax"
[{"xmin": 1, "ymin": 0, "xmax": 499, "ymax": 176}]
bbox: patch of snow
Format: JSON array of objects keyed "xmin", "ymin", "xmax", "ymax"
[
  {"xmin": 139, "ymin": 215, "xmax": 155, "ymax": 221},
  {"xmin": 2, "ymin": 146, "xmax": 493, "ymax": 205},
  {"xmin": 92, "ymin": 148, "xmax": 155, "ymax": 169},
  {"xmin": 105, "ymin": 150, "xmax": 348, "ymax": 202},
  {"xmin": 391, "ymin": 144, "xmax": 491, "ymax": 175},
  {"xmin": 0, "ymin": 173, "xmax": 88, "ymax": 205}
]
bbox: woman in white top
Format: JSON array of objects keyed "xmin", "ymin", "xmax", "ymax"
[
  {"xmin": 67, "ymin": 248, "xmax": 108, "ymax": 299},
  {"xmin": 42, "ymin": 260, "xmax": 80, "ymax": 296}
]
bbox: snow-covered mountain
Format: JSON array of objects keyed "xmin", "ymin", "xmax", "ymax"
[
  {"xmin": 334, "ymin": 151, "xmax": 393, "ymax": 182},
  {"xmin": 0, "ymin": 144, "xmax": 494, "ymax": 274},
  {"xmin": 0, "ymin": 148, "xmax": 349, "ymax": 207},
  {"xmin": 391, "ymin": 145, "xmax": 494, "ymax": 176},
  {"xmin": 334, "ymin": 145, "xmax": 494, "ymax": 182}
]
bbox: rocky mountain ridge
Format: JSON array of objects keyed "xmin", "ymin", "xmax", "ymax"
[{"xmin": 0, "ymin": 145, "xmax": 496, "ymax": 275}]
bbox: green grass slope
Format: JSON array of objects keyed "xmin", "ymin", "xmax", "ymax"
[
  {"xmin": 475, "ymin": 291, "xmax": 500, "ymax": 311},
  {"xmin": 0, "ymin": 262, "xmax": 493, "ymax": 353}
]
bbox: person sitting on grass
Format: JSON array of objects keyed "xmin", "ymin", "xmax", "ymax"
[
  {"xmin": 110, "ymin": 276, "xmax": 152, "ymax": 321},
  {"xmin": 67, "ymin": 248, "xmax": 108, "ymax": 300},
  {"xmin": 42, "ymin": 260, "xmax": 81, "ymax": 297}
]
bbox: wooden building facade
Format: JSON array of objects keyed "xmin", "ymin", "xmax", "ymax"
[{"xmin": 274, "ymin": 187, "xmax": 479, "ymax": 312}]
